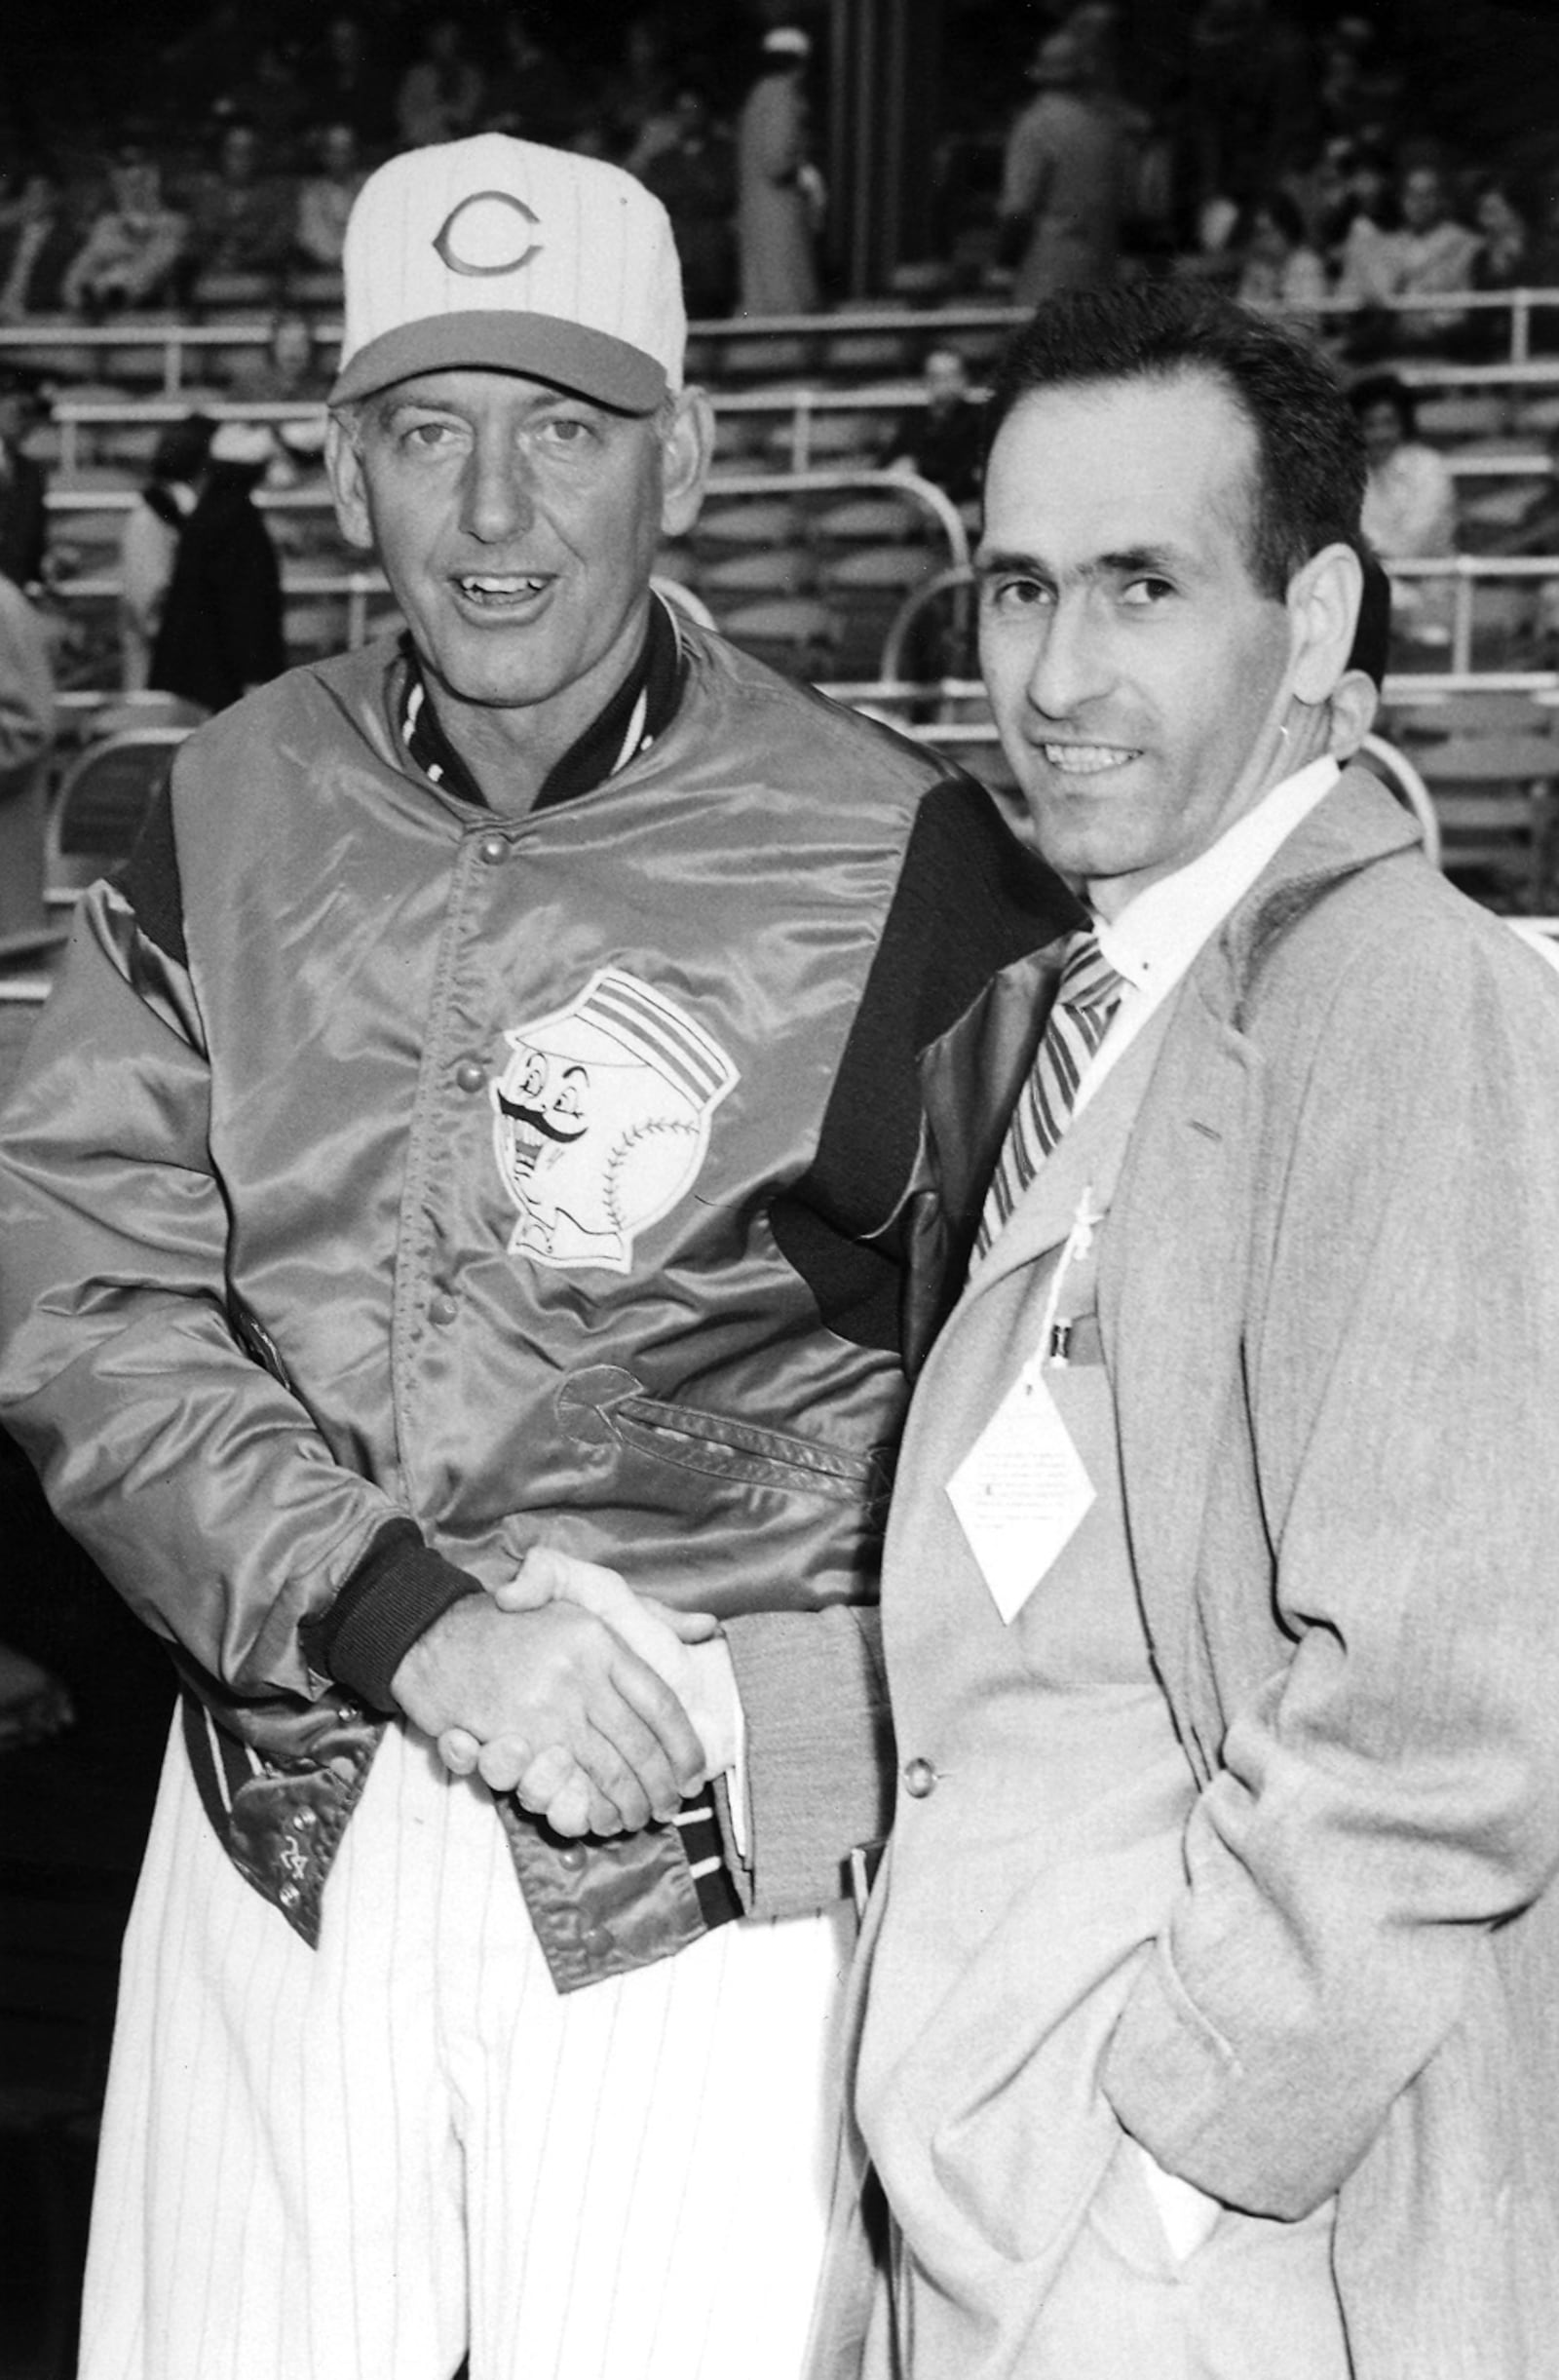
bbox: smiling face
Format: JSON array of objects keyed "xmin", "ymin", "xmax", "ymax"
[
  {"xmin": 977, "ymin": 371, "xmax": 1307, "ymax": 914},
  {"xmin": 328, "ymin": 367, "xmax": 709, "ymax": 789}
]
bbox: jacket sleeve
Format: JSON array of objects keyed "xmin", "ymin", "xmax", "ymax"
[
  {"xmin": 0, "ymin": 872, "xmax": 470, "ymax": 1707},
  {"xmin": 1102, "ymin": 912, "xmax": 1559, "ymax": 2217}
]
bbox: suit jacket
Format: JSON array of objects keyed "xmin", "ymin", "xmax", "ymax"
[{"xmin": 842, "ymin": 768, "xmax": 1559, "ymax": 2379}]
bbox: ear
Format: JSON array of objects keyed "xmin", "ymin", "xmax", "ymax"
[
  {"xmin": 325, "ymin": 411, "xmax": 375, "ymax": 554},
  {"xmin": 1286, "ymin": 540, "xmax": 1363, "ymax": 706},
  {"xmin": 658, "ymin": 387, "xmax": 715, "ymax": 541},
  {"xmin": 1327, "ymin": 666, "xmax": 1380, "ymax": 761}
]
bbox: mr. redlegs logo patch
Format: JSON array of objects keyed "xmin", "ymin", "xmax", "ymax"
[{"xmin": 491, "ymin": 969, "xmax": 740, "ymax": 1273}]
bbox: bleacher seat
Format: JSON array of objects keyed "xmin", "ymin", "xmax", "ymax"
[
  {"xmin": 45, "ymin": 729, "xmax": 189, "ymax": 902},
  {"xmin": 1410, "ymin": 726, "xmax": 1558, "ymax": 909},
  {"xmin": 717, "ymin": 595, "xmax": 840, "ymax": 681},
  {"xmin": 700, "ymin": 546, "xmax": 816, "ymax": 599}
]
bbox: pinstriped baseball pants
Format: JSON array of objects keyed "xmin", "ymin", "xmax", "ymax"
[{"xmin": 80, "ymin": 1714, "xmax": 856, "ymax": 2380}]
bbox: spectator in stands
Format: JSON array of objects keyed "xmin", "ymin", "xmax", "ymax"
[
  {"xmin": 184, "ymin": 119, "xmax": 298, "ymax": 298},
  {"xmin": 118, "ymin": 414, "xmax": 213, "ymax": 694},
  {"xmin": 149, "ymin": 421, "xmax": 285, "ymax": 716},
  {"xmin": 995, "ymin": 24, "xmax": 1126, "ymax": 308},
  {"xmin": 1464, "ymin": 177, "xmax": 1532, "ymax": 358},
  {"xmin": 294, "ymin": 120, "xmax": 366, "ymax": 274},
  {"xmin": 302, "ymin": 13, "xmax": 396, "ymax": 155},
  {"xmin": 0, "ymin": 561, "xmax": 56, "ymax": 958},
  {"xmin": 638, "ymin": 89, "xmax": 738, "ymax": 321},
  {"xmin": 0, "ymin": 167, "xmax": 77, "ymax": 322},
  {"xmin": 482, "ymin": 17, "xmax": 578, "ymax": 149},
  {"xmin": 226, "ymin": 307, "xmax": 331, "ymax": 404},
  {"xmin": 881, "ymin": 345, "xmax": 985, "ymax": 510},
  {"xmin": 396, "ymin": 19, "xmax": 487, "ymax": 150},
  {"xmin": 61, "ymin": 147, "xmax": 187, "ymax": 320},
  {"xmin": 1339, "ymin": 159, "xmax": 1479, "ymax": 357},
  {"xmin": 1327, "ymin": 136, "xmax": 1396, "ymax": 282},
  {"xmin": 1235, "ymin": 189, "xmax": 1329, "ymax": 326},
  {"xmin": 0, "ymin": 372, "xmax": 46, "ymax": 595},
  {"xmin": 1351, "ymin": 370, "xmax": 1458, "ymax": 648},
  {"xmin": 737, "ymin": 26, "xmax": 823, "ymax": 317}
]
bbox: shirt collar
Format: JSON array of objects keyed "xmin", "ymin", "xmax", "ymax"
[
  {"xmin": 399, "ymin": 591, "xmax": 686, "ymax": 813},
  {"xmin": 1097, "ymin": 755, "xmax": 1340, "ymax": 991}
]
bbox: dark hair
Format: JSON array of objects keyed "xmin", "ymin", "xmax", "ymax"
[
  {"xmin": 985, "ymin": 283, "xmax": 1366, "ymax": 599},
  {"xmin": 1349, "ymin": 371, "xmax": 1416, "ymax": 441},
  {"xmin": 1347, "ymin": 535, "xmax": 1391, "ymax": 688},
  {"xmin": 149, "ymin": 414, "xmax": 215, "ymax": 485},
  {"xmin": 1252, "ymin": 188, "xmax": 1307, "ymax": 250}
]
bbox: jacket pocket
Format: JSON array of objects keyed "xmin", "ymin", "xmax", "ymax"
[{"xmin": 557, "ymin": 1363, "xmax": 894, "ymax": 1511}]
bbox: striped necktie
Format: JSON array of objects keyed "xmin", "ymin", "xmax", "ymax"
[{"xmin": 975, "ymin": 929, "xmax": 1125, "ymax": 1256}]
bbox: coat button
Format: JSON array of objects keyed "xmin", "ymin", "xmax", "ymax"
[
  {"xmin": 429, "ymin": 1291, "xmax": 459, "ymax": 1325},
  {"xmin": 555, "ymin": 1844, "xmax": 587, "ymax": 1871},
  {"xmin": 453, "ymin": 1057, "xmax": 486, "ymax": 1094},
  {"xmin": 901, "ymin": 1757, "xmax": 938, "ymax": 1799},
  {"xmin": 581, "ymin": 1924, "xmax": 614, "ymax": 1958},
  {"xmin": 477, "ymin": 832, "xmax": 508, "ymax": 864}
]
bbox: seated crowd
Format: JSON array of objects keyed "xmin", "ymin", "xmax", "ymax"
[{"xmin": 0, "ymin": 0, "xmax": 1557, "ymax": 709}]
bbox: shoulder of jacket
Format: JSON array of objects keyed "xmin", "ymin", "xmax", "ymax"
[{"xmin": 677, "ymin": 621, "xmax": 961, "ymax": 801}]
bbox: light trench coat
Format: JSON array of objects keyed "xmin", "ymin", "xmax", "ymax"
[{"xmin": 820, "ymin": 771, "xmax": 1559, "ymax": 2380}]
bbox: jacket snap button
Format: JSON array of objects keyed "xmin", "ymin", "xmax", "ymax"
[
  {"xmin": 555, "ymin": 1844, "xmax": 587, "ymax": 1870},
  {"xmin": 477, "ymin": 833, "xmax": 508, "ymax": 864},
  {"xmin": 902, "ymin": 1757, "xmax": 938, "ymax": 1799},
  {"xmin": 429, "ymin": 1291, "xmax": 459, "ymax": 1326},
  {"xmin": 453, "ymin": 1058, "xmax": 486, "ymax": 1094},
  {"xmin": 581, "ymin": 1924, "xmax": 614, "ymax": 1958}
]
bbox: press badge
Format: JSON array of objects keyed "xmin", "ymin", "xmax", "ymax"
[{"xmin": 946, "ymin": 1361, "xmax": 1094, "ymax": 1623}]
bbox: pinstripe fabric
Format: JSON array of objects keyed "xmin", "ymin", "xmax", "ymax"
[
  {"xmin": 975, "ymin": 930, "xmax": 1124, "ymax": 1255},
  {"xmin": 80, "ymin": 1719, "xmax": 853, "ymax": 2380}
]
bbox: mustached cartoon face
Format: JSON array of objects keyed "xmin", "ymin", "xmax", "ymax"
[{"xmin": 493, "ymin": 1045, "xmax": 592, "ymax": 1177}]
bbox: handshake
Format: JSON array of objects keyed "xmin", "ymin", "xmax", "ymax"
[{"xmin": 394, "ymin": 1545, "xmax": 741, "ymax": 1844}]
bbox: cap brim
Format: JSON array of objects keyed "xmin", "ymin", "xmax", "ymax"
[{"xmin": 329, "ymin": 310, "xmax": 667, "ymax": 411}]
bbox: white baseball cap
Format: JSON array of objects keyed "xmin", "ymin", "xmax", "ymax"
[{"xmin": 330, "ymin": 134, "xmax": 685, "ymax": 413}]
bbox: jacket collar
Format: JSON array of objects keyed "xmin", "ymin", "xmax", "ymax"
[{"xmin": 399, "ymin": 591, "xmax": 686, "ymax": 813}]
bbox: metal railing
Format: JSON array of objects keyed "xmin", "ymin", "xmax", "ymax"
[
  {"xmin": 43, "ymin": 469, "xmax": 970, "ymax": 705},
  {"xmin": 8, "ymin": 284, "xmax": 1559, "ymax": 384}
]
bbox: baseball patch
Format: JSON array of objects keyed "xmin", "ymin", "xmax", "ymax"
[{"xmin": 490, "ymin": 968, "xmax": 740, "ymax": 1273}]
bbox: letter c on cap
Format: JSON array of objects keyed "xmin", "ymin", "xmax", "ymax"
[{"xmin": 433, "ymin": 190, "xmax": 542, "ymax": 277}]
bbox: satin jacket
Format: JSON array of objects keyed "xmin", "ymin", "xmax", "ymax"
[{"xmin": 0, "ymin": 621, "xmax": 1078, "ymax": 1989}]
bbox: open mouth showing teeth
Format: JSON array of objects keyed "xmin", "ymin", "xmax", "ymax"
[
  {"xmin": 458, "ymin": 575, "xmax": 550, "ymax": 603},
  {"xmin": 1042, "ymin": 743, "xmax": 1137, "ymax": 776}
]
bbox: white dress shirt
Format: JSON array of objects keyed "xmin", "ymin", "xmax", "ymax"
[{"xmin": 1073, "ymin": 754, "xmax": 1340, "ymax": 1127}]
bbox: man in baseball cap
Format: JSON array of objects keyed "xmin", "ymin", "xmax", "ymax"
[
  {"xmin": 1, "ymin": 132, "xmax": 1078, "ymax": 2380},
  {"xmin": 325, "ymin": 133, "xmax": 714, "ymax": 802}
]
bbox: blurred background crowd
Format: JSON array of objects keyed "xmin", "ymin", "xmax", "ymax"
[{"xmin": 2, "ymin": 0, "xmax": 1556, "ymax": 342}]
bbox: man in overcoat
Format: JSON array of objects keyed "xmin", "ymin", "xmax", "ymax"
[{"xmin": 839, "ymin": 283, "xmax": 1559, "ymax": 2380}]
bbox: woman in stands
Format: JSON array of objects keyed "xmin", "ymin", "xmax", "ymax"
[{"xmin": 119, "ymin": 415, "xmax": 213, "ymax": 695}]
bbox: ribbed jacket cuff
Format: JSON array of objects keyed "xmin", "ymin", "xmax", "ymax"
[{"xmin": 301, "ymin": 1518, "xmax": 481, "ymax": 1714}]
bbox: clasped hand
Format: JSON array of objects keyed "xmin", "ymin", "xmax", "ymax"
[{"xmin": 396, "ymin": 1546, "xmax": 739, "ymax": 1841}]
